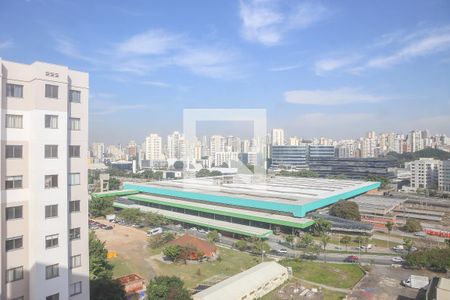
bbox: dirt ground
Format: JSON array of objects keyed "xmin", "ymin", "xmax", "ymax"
[
  {"xmin": 93, "ymin": 219, "xmax": 157, "ymax": 280},
  {"xmin": 350, "ymin": 265, "xmax": 441, "ymax": 300}
]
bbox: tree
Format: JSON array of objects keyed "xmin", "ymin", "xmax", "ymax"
[
  {"xmin": 252, "ymin": 239, "xmax": 270, "ymax": 260},
  {"xmin": 298, "ymin": 233, "xmax": 314, "ymax": 249},
  {"xmin": 446, "ymin": 239, "xmax": 450, "ymax": 248},
  {"xmin": 403, "ymin": 238, "xmax": 414, "ymax": 254},
  {"xmin": 320, "ymin": 234, "xmax": 331, "ymax": 263},
  {"xmin": 109, "ymin": 177, "xmax": 121, "ymax": 190},
  {"xmin": 163, "ymin": 245, "xmax": 182, "ymax": 262},
  {"xmin": 89, "ymin": 232, "xmax": 113, "ymax": 280},
  {"xmin": 366, "ymin": 175, "xmax": 390, "ymax": 189},
  {"xmin": 173, "ymin": 161, "xmax": 184, "ymax": 171},
  {"xmin": 285, "ymin": 234, "xmax": 294, "ymax": 248},
  {"xmin": 329, "ymin": 201, "xmax": 361, "ymax": 221},
  {"xmin": 118, "ymin": 208, "xmax": 141, "ymax": 224},
  {"xmin": 89, "ymin": 232, "xmax": 126, "ymax": 299},
  {"xmin": 207, "ymin": 231, "xmax": 220, "ymax": 243},
  {"xmin": 210, "ymin": 170, "xmax": 222, "ymax": 176},
  {"xmin": 405, "ymin": 247, "xmax": 450, "ymax": 272},
  {"xmin": 146, "ymin": 276, "xmax": 192, "ymax": 300},
  {"xmin": 234, "ymin": 240, "xmax": 248, "ymax": 251},
  {"xmin": 196, "ymin": 169, "xmax": 211, "ymax": 177},
  {"xmin": 90, "ymin": 278, "xmax": 126, "ymax": 300},
  {"xmin": 340, "ymin": 236, "xmax": 351, "ymax": 251},
  {"xmin": 89, "ymin": 197, "xmax": 115, "ymax": 217},
  {"xmin": 148, "ymin": 232, "xmax": 176, "ymax": 249},
  {"xmin": 142, "ymin": 212, "xmax": 169, "ymax": 227},
  {"xmin": 385, "ymin": 221, "xmax": 394, "ymax": 249},
  {"xmin": 402, "ymin": 218, "xmax": 422, "ymax": 233},
  {"xmin": 313, "ymin": 219, "xmax": 331, "ymax": 236}
]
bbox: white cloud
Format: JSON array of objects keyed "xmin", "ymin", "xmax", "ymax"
[
  {"xmin": 314, "ymin": 56, "xmax": 359, "ymax": 75},
  {"xmin": 117, "ymin": 29, "xmax": 181, "ymax": 55},
  {"xmin": 91, "ymin": 104, "xmax": 148, "ymax": 115},
  {"xmin": 318, "ymin": 25, "xmax": 450, "ymax": 74},
  {"xmin": 284, "ymin": 87, "xmax": 389, "ymax": 105},
  {"xmin": 364, "ymin": 27, "xmax": 450, "ymax": 69},
  {"xmin": 0, "ymin": 39, "xmax": 13, "ymax": 49},
  {"xmin": 140, "ymin": 80, "xmax": 171, "ymax": 88},
  {"xmin": 269, "ymin": 64, "xmax": 301, "ymax": 72},
  {"xmin": 239, "ymin": 0, "xmax": 330, "ymax": 46}
]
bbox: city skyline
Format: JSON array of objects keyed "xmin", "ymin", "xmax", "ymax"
[{"xmin": 1, "ymin": 0, "xmax": 450, "ymax": 144}]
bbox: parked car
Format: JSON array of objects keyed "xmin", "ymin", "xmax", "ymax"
[
  {"xmin": 344, "ymin": 255, "xmax": 359, "ymax": 263},
  {"xmin": 277, "ymin": 249, "xmax": 288, "ymax": 255},
  {"xmin": 198, "ymin": 229, "xmax": 207, "ymax": 234},
  {"xmin": 147, "ymin": 227, "xmax": 163, "ymax": 236},
  {"xmin": 301, "ymin": 252, "xmax": 317, "ymax": 260},
  {"xmin": 189, "ymin": 227, "xmax": 198, "ymax": 231},
  {"xmin": 414, "ymin": 232, "xmax": 427, "ymax": 237},
  {"xmin": 391, "ymin": 256, "xmax": 405, "ymax": 263},
  {"xmin": 393, "ymin": 245, "xmax": 404, "ymax": 252}
]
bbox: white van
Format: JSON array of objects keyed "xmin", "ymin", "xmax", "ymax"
[{"xmin": 147, "ymin": 227, "xmax": 163, "ymax": 236}]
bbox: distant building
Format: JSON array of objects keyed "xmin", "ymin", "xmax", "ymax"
[
  {"xmin": 439, "ymin": 159, "xmax": 450, "ymax": 193},
  {"xmin": 271, "ymin": 145, "xmax": 308, "ymax": 168},
  {"xmin": 271, "ymin": 129, "xmax": 285, "ymax": 146},
  {"xmin": 308, "ymin": 145, "xmax": 335, "ymax": 160},
  {"xmin": 145, "ymin": 133, "xmax": 162, "ymax": 161},
  {"xmin": 167, "ymin": 131, "xmax": 185, "ymax": 160},
  {"xmin": 410, "ymin": 158, "xmax": 442, "ymax": 190},
  {"xmin": 214, "ymin": 151, "xmax": 239, "ymax": 167}
]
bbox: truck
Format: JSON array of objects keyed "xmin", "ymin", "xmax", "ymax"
[{"xmin": 401, "ymin": 275, "xmax": 429, "ymax": 289}]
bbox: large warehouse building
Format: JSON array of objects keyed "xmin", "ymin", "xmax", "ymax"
[{"xmin": 94, "ymin": 175, "xmax": 380, "ymax": 238}]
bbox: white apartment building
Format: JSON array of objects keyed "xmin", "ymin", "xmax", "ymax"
[
  {"xmin": 410, "ymin": 158, "xmax": 442, "ymax": 190},
  {"xmin": 0, "ymin": 60, "xmax": 89, "ymax": 300},
  {"xmin": 439, "ymin": 159, "xmax": 450, "ymax": 193},
  {"xmin": 214, "ymin": 151, "xmax": 239, "ymax": 167},
  {"xmin": 91, "ymin": 142, "xmax": 104, "ymax": 162},
  {"xmin": 209, "ymin": 135, "xmax": 225, "ymax": 157},
  {"xmin": 145, "ymin": 133, "xmax": 162, "ymax": 161},
  {"xmin": 271, "ymin": 129, "xmax": 284, "ymax": 146},
  {"xmin": 167, "ymin": 131, "xmax": 185, "ymax": 160}
]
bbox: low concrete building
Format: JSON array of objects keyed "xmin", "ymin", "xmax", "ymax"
[
  {"xmin": 193, "ymin": 262, "xmax": 289, "ymax": 300},
  {"xmin": 425, "ymin": 277, "xmax": 450, "ymax": 300},
  {"xmin": 116, "ymin": 273, "xmax": 146, "ymax": 300}
]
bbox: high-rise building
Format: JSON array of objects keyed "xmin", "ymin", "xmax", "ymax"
[
  {"xmin": 209, "ymin": 135, "xmax": 225, "ymax": 157},
  {"xmin": 91, "ymin": 142, "xmax": 105, "ymax": 162},
  {"xmin": 167, "ymin": 131, "xmax": 185, "ymax": 160},
  {"xmin": 145, "ymin": 133, "xmax": 162, "ymax": 161},
  {"xmin": 0, "ymin": 59, "xmax": 89, "ymax": 299},
  {"xmin": 410, "ymin": 158, "xmax": 442, "ymax": 190},
  {"xmin": 438, "ymin": 159, "xmax": 450, "ymax": 193},
  {"xmin": 271, "ymin": 129, "xmax": 285, "ymax": 146}
]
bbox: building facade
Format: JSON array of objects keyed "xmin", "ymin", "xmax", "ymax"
[
  {"xmin": 145, "ymin": 133, "xmax": 162, "ymax": 161},
  {"xmin": 410, "ymin": 158, "xmax": 442, "ymax": 190},
  {"xmin": 0, "ymin": 60, "xmax": 89, "ymax": 299}
]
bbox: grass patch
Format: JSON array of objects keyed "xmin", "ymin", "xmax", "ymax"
[
  {"xmin": 279, "ymin": 259, "xmax": 364, "ymax": 289},
  {"xmin": 151, "ymin": 247, "xmax": 260, "ymax": 289},
  {"xmin": 110, "ymin": 256, "xmax": 135, "ymax": 278}
]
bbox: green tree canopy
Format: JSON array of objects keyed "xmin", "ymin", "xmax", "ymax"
[
  {"xmin": 313, "ymin": 219, "xmax": 332, "ymax": 236},
  {"xmin": 329, "ymin": 201, "xmax": 361, "ymax": 221},
  {"xmin": 89, "ymin": 232, "xmax": 113, "ymax": 280},
  {"xmin": 118, "ymin": 208, "xmax": 142, "ymax": 224},
  {"xmin": 89, "ymin": 197, "xmax": 115, "ymax": 217},
  {"xmin": 298, "ymin": 233, "xmax": 314, "ymax": 249},
  {"xmin": 405, "ymin": 247, "xmax": 450, "ymax": 272},
  {"xmin": 234, "ymin": 240, "xmax": 248, "ymax": 251},
  {"xmin": 90, "ymin": 278, "xmax": 126, "ymax": 300},
  {"xmin": 146, "ymin": 276, "xmax": 192, "ymax": 300},
  {"xmin": 402, "ymin": 218, "xmax": 422, "ymax": 233},
  {"xmin": 173, "ymin": 161, "xmax": 184, "ymax": 171},
  {"xmin": 207, "ymin": 230, "xmax": 220, "ymax": 243},
  {"xmin": 163, "ymin": 245, "xmax": 182, "ymax": 262}
]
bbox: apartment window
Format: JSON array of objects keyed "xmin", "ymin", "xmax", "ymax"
[
  {"xmin": 46, "ymin": 294, "xmax": 59, "ymax": 300},
  {"xmin": 6, "ymin": 266, "xmax": 23, "ymax": 283},
  {"xmin": 69, "ymin": 145, "xmax": 80, "ymax": 157},
  {"xmin": 69, "ymin": 228, "xmax": 80, "ymax": 240},
  {"xmin": 45, "ymin": 234, "xmax": 59, "ymax": 249},
  {"xmin": 5, "ymin": 114, "xmax": 23, "ymax": 128},
  {"xmin": 69, "ymin": 90, "xmax": 81, "ymax": 103},
  {"xmin": 45, "ymin": 204, "xmax": 58, "ymax": 218},
  {"xmin": 70, "ymin": 281, "xmax": 82, "ymax": 296},
  {"xmin": 69, "ymin": 200, "xmax": 80, "ymax": 213},
  {"xmin": 69, "ymin": 173, "xmax": 80, "ymax": 186},
  {"xmin": 6, "ymin": 206, "xmax": 23, "ymax": 220},
  {"xmin": 6, "ymin": 84, "xmax": 23, "ymax": 98},
  {"xmin": 6, "ymin": 236, "xmax": 23, "ymax": 251},
  {"xmin": 45, "ymin": 145, "xmax": 58, "ymax": 158},
  {"xmin": 5, "ymin": 145, "xmax": 23, "ymax": 159},
  {"xmin": 70, "ymin": 255, "xmax": 82, "ymax": 269},
  {"xmin": 5, "ymin": 176, "xmax": 23, "ymax": 189},
  {"xmin": 45, "ymin": 264, "xmax": 59, "ymax": 279},
  {"xmin": 45, "ymin": 84, "xmax": 58, "ymax": 99},
  {"xmin": 45, "ymin": 175, "xmax": 58, "ymax": 188},
  {"xmin": 45, "ymin": 115, "xmax": 58, "ymax": 129},
  {"xmin": 69, "ymin": 118, "xmax": 80, "ymax": 131}
]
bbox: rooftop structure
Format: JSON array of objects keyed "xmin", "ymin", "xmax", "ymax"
[
  {"xmin": 169, "ymin": 234, "xmax": 217, "ymax": 259},
  {"xmin": 193, "ymin": 262, "xmax": 288, "ymax": 300}
]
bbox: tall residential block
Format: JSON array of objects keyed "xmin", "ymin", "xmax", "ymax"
[
  {"xmin": 410, "ymin": 158, "xmax": 442, "ymax": 190},
  {"xmin": 0, "ymin": 60, "xmax": 89, "ymax": 300}
]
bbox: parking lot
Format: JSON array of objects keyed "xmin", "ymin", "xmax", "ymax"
[{"xmin": 349, "ymin": 265, "xmax": 440, "ymax": 300}]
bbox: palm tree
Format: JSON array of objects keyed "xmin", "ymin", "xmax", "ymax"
[
  {"xmin": 321, "ymin": 234, "xmax": 331, "ymax": 263},
  {"xmin": 340, "ymin": 235, "xmax": 351, "ymax": 252},
  {"xmin": 385, "ymin": 221, "xmax": 394, "ymax": 249}
]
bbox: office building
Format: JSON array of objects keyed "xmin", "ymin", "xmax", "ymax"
[
  {"xmin": 308, "ymin": 145, "xmax": 335, "ymax": 160},
  {"xmin": 271, "ymin": 145, "xmax": 308, "ymax": 168},
  {"xmin": 0, "ymin": 59, "xmax": 89, "ymax": 299},
  {"xmin": 167, "ymin": 131, "xmax": 185, "ymax": 160}
]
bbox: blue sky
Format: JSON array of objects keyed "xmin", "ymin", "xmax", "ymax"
[{"xmin": 1, "ymin": 0, "xmax": 450, "ymax": 143}]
